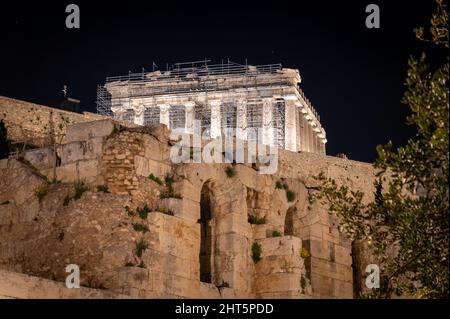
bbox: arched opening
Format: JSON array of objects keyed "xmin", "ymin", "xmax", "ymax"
[
  {"xmin": 199, "ymin": 182, "xmax": 213, "ymax": 283},
  {"xmin": 284, "ymin": 206, "xmax": 296, "ymax": 236}
]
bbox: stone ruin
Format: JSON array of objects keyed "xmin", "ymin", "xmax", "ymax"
[
  {"xmin": 0, "ymin": 96, "xmax": 375, "ymax": 298},
  {"xmin": 98, "ymin": 62, "xmax": 327, "ymax": 155}
]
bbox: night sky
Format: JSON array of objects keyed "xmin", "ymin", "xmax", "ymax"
[{"xmin": 0, "ymin": 0, "xmax": 441, "ymax": 162}]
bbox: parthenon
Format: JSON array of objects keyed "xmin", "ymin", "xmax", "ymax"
[{"xmin": 97, "ymin": 61, "xmax": 327, "ymax": 155}]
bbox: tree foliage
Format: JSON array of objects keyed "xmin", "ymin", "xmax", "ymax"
[{"xmin": 313, "ymin": 0, "xmax": 449, "ymax": 298}]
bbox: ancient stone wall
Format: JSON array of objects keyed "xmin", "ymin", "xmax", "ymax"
[
  {"xmin": 0, "ymin": 96, "xmax": 103, "ymax": 146},
  {"xmin": 0, "ymin": 269, "xmax": 125, "ymax": 299},
  {"xmin": 0, "ymin": 107, "xmax": 377, "ymax": 299}
]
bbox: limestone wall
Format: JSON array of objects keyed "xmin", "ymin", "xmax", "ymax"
[
  {"xmin": 0, "ymin": 96, "xmax": 103, "ymax": 146},
  {"xmin": 0, "ymin": 115, "xmax": 376, "ymax": 299},
  {"xmin": 0, "ymin": 269, "xmax": 125, "ymax": 299}
]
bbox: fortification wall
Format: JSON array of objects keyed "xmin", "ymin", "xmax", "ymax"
[
  {"xmin": 0, "ymin": 96, "xmax": 104, "ymax": 146},
  {"xmin": 0, "ymin": 102, "xmax": 377, "ymax": 299},
  {"xmin": 0, "ymin": 269, "xmax": 125, "ymax": 299}
]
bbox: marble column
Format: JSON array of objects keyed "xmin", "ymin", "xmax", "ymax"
[
  {"xmin": 236, "ymin": 99, "xmax": 247, "ymax": 141},
  {"xmin": 134, "ymin": 104, "xmax": 145, "ymax": 126},
  {"xmin": 310, "ymin": 122, "xmax": 318, "ymax": 153},
  {"xmin": 295, "ymin": 107, "xmax": 301, "ymax": 151},
  {"xmin": 284, "ymin": 97, "xmax": 297, "ymax": 152},
  {"xmin": 159, "ymin": 104, "xmax": 170, "ymax": 128},
  {"xmin": 321, "ymin": 140, "xmax": 327, "ymax": 155},
  {"xmin": 303, "ymin": 116, "xmax": 310, "ymax": 152},
  {"xmin": 262, "ymin": 98, "xmax": 274, "ymax": 146},
  {"xmin": 308, "ymin": 121, "xmax": 314, "ymax": 153},
  {"xmin": 209, "ymin": 100, "xmax": 221, "ymax": 139},
  {"xmin": 184, "ymin": 102, "xmax": 195, "ymax": 134},
  {"xmin": 299, "ymin": 112, "xmax": 307, "ymax": 152}
]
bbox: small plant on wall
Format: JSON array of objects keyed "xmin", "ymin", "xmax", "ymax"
[
  {"xmin": 275, "ymin": 180, "xmax": 296, "ymax": 202},
  {"xmin": 225, "ymin": 166, "xmax": 236, "ymax": 178},
  {"xmin": 135, "ymin": 238, "xmax": 148, "ymax": 258},
  {"xmin": 137, "ymin": 204, "xmax": 150, "ymax": 219},
  {"xmin": 271, "ymin": 230, "xmax": 282, "ymax": 237},
  {"xmin": 300, "ymin": 247, "xmax": 310, "ymax": 259},
  {"xmin": 148, "ymin": 173, "xmax": 163, "ymax": 185},
  {"xmin": 248, "ymin": 215, "xmax": 266, "ymax": 225},
  {"xmin": 252, "ymin": 242, "xmax": 262, "ymax": 264},
  {"xmin": 96, "ymin": 185, "xmax": 109, "ymax": 193},
  {"xmin": 286, "ymin": 190, "xmax": 296, "ymax": 202},
  {"xmin": 160, "ymin": 174, "xmax": 182, "ymax": 199},
  {"xmin": 300, "ymin": 274, "xmax": 307, "ymax": 294},
  {"xmin": 35, "ymin": 184, "xmax": 48, "ymax": 203}
]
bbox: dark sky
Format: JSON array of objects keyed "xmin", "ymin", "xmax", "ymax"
[{"xmin": 0, "ymin": 0, "xmax": 441, "ymax": 162}]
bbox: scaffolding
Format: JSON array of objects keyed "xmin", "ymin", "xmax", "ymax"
[
  {"xmin": 96, "ymin": 85, "xmax": 113, "ymax": 117},
  {"xmin": 122, "ymin": 109, "xmax": 134, "ymax": 122},
  {"xmin": 169, "ymin": 105, "xmax": 186, "ymax": 130},
  {"xmin": 246, "ymin": 100, "xmax": 263, "ymax": 142},
  {"xmin": 95, "ymin": 60, "xmax": 324, "ymax": 153},
  {"xmin": 97, "ymin": 60, "xmax": 287, "ymax": 104},
  {"xmin": 143, "ymin": 106, "xmax": 160, "ymax": 126},
  {"xmin": 195, "ymin": 103, "xmax": 211, "ymax": 137},
  {"xmin": 220, "ymin": 102, "xmax": 237, "ymax": 137},
  {"xmin": 273, "ymin": 98, "xmax": 286, "ymax": 149},
  {"xmin": 105, "ymin": 60, "xmax": 282, "ymax": 83}
]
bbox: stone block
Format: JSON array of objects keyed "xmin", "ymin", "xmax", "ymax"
[
  {"xmin": 60, "ymin": 137, "xmax": 103, "ymax": 164},
  {"xmin": 310, "ymin": 272, "xmax": 333, "ymax": 297},
  {"xmin": 24, "ymin": 147, "xmax": 55, "ymax": 170},
  {"xmin": 259, "ymin": 236, "xmax": 302, "ymax": 257},
  {"xmin": 215, "ymin": 213, "xmax": 252, "ymax": 238},
  {"xmin": 254, "ymin": 272, "xmax": 300, "ymax": 294},
  {"xmin": 333, "ymin": 279, "xmax": 354, "ymax": 299},
  {"xmin": 54, "ymin": 162, "xmax": 78, "ymax": 183},
  {"xmin": 334, "ymin": 244, "xmax": 352, "ymax": 266},
  {"xmin": 135, "ymin": 155, "xmax": 151, "ymax": 177},
  {"xmin": 255, "ymin": 255, "xmax": 302, "ymax": 276},
  {"xmin": 160, "ymin": 198, "xmax": 199, "ymax": 223},
  {"xmin": 310, "ymin": 258, "xmax": 352, "ymax": 282},
  {"xmin": 197, "ymin": 282, "xmax": 221, "ymax": 299},
  {"xmin": 216, "ymin": 233, "xmax": 249, "ymax": 255},
  {"xmin": 235, "ymin": 165, "xmax": 258, "ymax": 189},
  {"xmin": 66, "ymin": 119, "xmax": 114, "ymax": 143},
  {"xmin": 0, "ymin": 158, "xmax": 8, "ymax": 169},
  {"xmin": 252, "ymin": 224, "xmax": 267, "ymax": 240},
  {"xmin": 143, "ymin": 135, "xmax": 163, "ymax": 161},
  {"xmin": 78, "ymin": 160, "xmax": 99, "ymax": 182},
  {"xmin": 173, "ymin": 180, "xmax": 200, "ymax": 202},
  {"xmin": 115, "ymin": 267, "xmax": 151, "ymax": 291},
  {"xmin": 308, "ymin": 238, "xmax": 329, "ymax": 260}
]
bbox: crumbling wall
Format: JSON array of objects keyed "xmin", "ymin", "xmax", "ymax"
[
  {"xmin": 0, "ymin": 269, "xmax": 126, "ymax": 299},
  {"xmin": 0, "ymin": 96, "xmax": 101, "ymax": 146},
  {"xmin": 0, "ymin": 116, "xmax": 377, "ymax": 299}
]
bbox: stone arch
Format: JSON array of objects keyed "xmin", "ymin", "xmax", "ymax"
[{"xmin": 183, "ymin": 164, "xmax": 250, "ymax": 290}]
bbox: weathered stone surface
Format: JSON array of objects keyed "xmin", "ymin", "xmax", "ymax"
[
  {"xmin": 60, "ymin": 137, "xmax": 103, "ymax": 164},
  {"xmin": 259, "ymin": 236, "xmax": 302, "ymax": 257},
  {"xmin": 24, "ymin": 147, "xmax": 55, "ymax": 170},
  {"xmin": 0, "ymin": 111, "xmax": 378, "ymax": 299},
  {"xmin": 66, "ymin": 119, "xmax": 114, "ymax": 143},
  {"xmin": 0, "ymin": 269, "xmax": 127, "ymax": 299}
]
